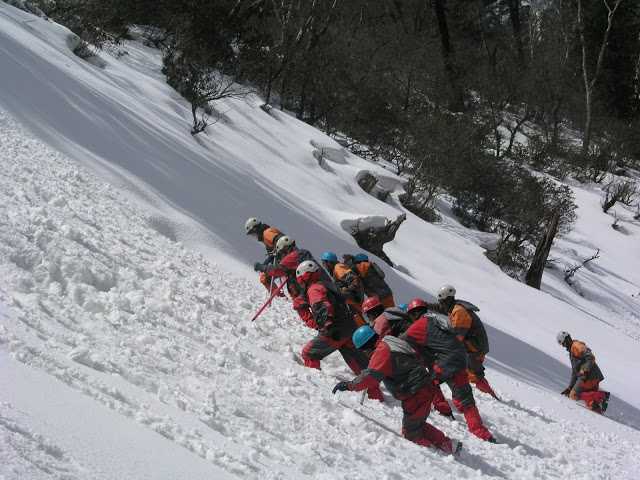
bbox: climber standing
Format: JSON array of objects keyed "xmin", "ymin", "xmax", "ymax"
[
  {"xmin": 321, "ymin": 251, "xmax": 366, "ymax": 326},
  {"xmin": 245, "ymin": 217, "xmax": 284, "ymax": 295},
  {"xmin": 557, "ymin": 331, "xmax": 609, "ymax": 413},
  {"xmin": 254, "ymin": 236, "xmax": 324, "ymax": 327},
  {"xmin": 296, "ymin": 261, "xmax": 384, "ymax": 402},
  {"xmin": 425, "ymin": 285, "xmax": 498, "ymax": 399},
  {"xmin": 351, "ymin": 253, "xmax": 395, "ymax": 307},
  {"xmin": 403, "ymin": 299, "xmax": 496, "ymax": 442}
]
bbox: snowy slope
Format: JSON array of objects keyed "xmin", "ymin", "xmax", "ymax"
[
  {"xmin": 1, "ymin": 3, "xmax": 640, "ymax": 479},
  {"xmin": 2, "ymin": 104, "xmax": 640, "ymax": 480}
]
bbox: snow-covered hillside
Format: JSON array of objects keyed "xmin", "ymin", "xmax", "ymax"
[{"xmin": 1, "ymin": 3, "xmax": 640, "ymax": 479}]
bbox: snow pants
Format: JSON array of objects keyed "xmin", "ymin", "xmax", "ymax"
[
  {"xmin": 444, "ymin": 370, "xmax": 493, "ymax": 441},
  {"xmin": 432, "ymin": 384, "xmax": 453, "ymax": 416},
  {"xmin": 301, "ymin": 334, "xmax": 383, "ymax": 400},
  {"xmin": 401, "ymin": 385, "xmax": 453, "ymax": 453},
  {"xmin": 570, "ymin": 379, "xmax": 608, "ymax": 411}
]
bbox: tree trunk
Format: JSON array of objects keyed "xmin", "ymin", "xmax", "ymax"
[
  {"xmin": 551, "ymin": 98, "xmax": 562, "ymax": 147},
  {"xmin": 578, "ymin": 0, "xmax": 623, "ymax": 157},
  {"xmin": 525, "ymin": 210, "xmax": 560, "ymax": 289},
  {"xmin": 432, "ymin": 0, "xmax": 464, "ymax": 111},
  {"xmin": 507, "ymin": 0, "xmax": 524, "ymax": 66},
  {"xmin": 582, "ymin": 86, "xmax": 593, "ymax": 157}
]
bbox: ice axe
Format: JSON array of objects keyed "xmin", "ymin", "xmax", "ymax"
[{"xmin": 251, "ymin": 280, "xmax": 286, "ymax": 322}]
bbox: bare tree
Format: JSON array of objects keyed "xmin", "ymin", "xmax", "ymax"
[
  {"xmin": 564, "ymin": 249, "xmax": 600, "ymax": 285},
  {"xmin": 577, "ymin": 0, "xmax": 625, "ymax": 157},
  {"xmin": 245, "ymin": 0, "xmax": 341, "ymax": 105},
  {"xmin": 601, "ymin": 179, "xmax": 638, "ymax": 212},
  {"xmin": 187, "ymin": 70, "xmax": 249, "ymax": 135}
]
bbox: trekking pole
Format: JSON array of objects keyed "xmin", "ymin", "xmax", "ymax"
[
  {"xmin": 251, "ymin": 280, "xmax": 286, "ymax": 322},
  {"xmin": 267, "ymin": 257, "xmax": 276, "ymax": 300},
  {"xmin": 359, "ymin": 390, "xmax": 367, "ymax": 405}
]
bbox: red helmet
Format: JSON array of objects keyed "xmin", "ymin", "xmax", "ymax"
[
  {"xmin": 362, "ymin": 296, "xmax": 382, "ymax": 314},
  {"xmin": 407, "ymin": 298, "xmax": 428, "ymax": 314}
]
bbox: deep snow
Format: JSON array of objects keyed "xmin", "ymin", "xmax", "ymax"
[{"xmin": 1, "ymin": 3, "xmax": 640, "ymax": 479}]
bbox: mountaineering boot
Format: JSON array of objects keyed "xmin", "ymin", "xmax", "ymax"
[{"xmin": 438, "ymin": 438, "xmax": 463, "ymax": 456}]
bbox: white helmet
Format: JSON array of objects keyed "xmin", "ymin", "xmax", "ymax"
[
  {"xmin": 437, "ymin": 284, "xmax": 456, "ymax": 301},
  {"xmin": 275, "ymin": 235, "xmax": 295, "ymax": 254},
  {"xmin": 245, "ymin": 217, "xmax": 259, "ymax": 235},
  {"xmin": 296, "ymin": 260, "xmax": 320, "ymax": 278},
  {"xmin": 556, "ymin": 331, "xmax": 571, "ymax": 345}
]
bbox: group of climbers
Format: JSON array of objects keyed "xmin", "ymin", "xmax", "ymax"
[{"xmin": 245, "ymin": 216, "xmax": 609, "ymax": 454}]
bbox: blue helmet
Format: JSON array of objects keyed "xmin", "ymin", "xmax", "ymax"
[
  {"xmin": 354, "ymin": 253, "xmax": 369, "ymax": 263},
  {"xmin": 352, "ymin": 325, "xmax": 377, "ymax": 349},
  {"xmin": 321, "ymin": 251, "xmax": 338, "ymax": 263},
  {"xmin": 398, "ymin": 303, "xmax": 409, "ymax": 312}
]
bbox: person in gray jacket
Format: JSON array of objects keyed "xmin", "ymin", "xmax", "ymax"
[{"xmin": 557, "ymin": 331, "xmax": 609, "ymax": 413}]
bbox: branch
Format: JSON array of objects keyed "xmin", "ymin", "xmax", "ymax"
[{"xmin": 564, "ymin": 249, "xmax": 600, "ymax": 283}]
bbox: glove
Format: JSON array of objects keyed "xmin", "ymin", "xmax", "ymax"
[
  {"xmin": 332, "ymin": 381, "xmax": 350, "ymax": 394},
  {"xmin": 254, "ymin": 262, "xmax": 266, "ymax": 272},
  {"xmin": 561, "ymin": 388, "xmax": 571, "ymax": 396}
]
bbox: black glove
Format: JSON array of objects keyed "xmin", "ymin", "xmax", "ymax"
[
  {"xmin": 332, "ymin": 381, "xmax": 350, "ymax": 394},
  {"xmin": 254, "ymin": 262, "xmax": 266, "ymax": 272},
  {"xmin": 561, "ymin": 387, "xmax": 571, "ymax": 396}
]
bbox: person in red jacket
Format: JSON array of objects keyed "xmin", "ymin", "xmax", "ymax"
[
  {"xmin": 362, "ymin": 296, "xmax": 411, "ymax": 337},
  {"xmin": 245, "ymin": 217, "xmax": 284, "ymax": 295},
  {"xmin": 403, "ymin": 299, "xmax": 496, "ymax": 442},
  {"xmin": 363, "ymin": 297, "xmax": 455, "ymax": 421},
  {"xmin": 254, "ymin": 236, "xmax": 322, "ymax": 328},
  {"xmin": 333, "ymin": 325, "xmax": 461, "ymax": 455},
  {"xmin": 321, "ymin": 252, "xmax": 366, "ymax": 326},
  {"xmin": 296, "ymin": 261, "xmax": 383, "ymax": 402}
]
